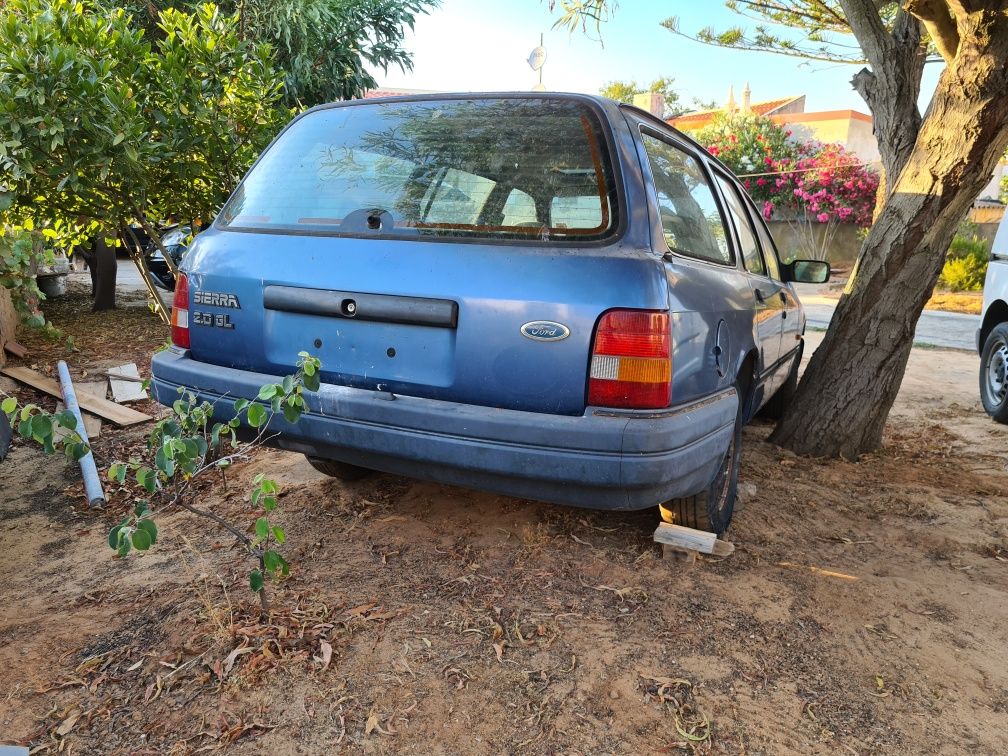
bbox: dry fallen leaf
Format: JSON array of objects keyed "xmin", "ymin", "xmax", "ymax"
[
  {"xmin": 493, "ymin": 641, "xmax": 506, "ymax": 663},
  {"xmin": 318, "ymin": 639, "xmax": 333, "ymax": 671},
  {"xmin": 55, "ymin": 709, "xmax": 80, "ymax": 737},
  {"xmin": 365, "ymin": 711, "xmax": 379, "ymax": 736}
]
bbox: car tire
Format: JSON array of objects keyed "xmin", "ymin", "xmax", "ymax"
[
  {"xmin": 305, "ymin": 456, "xmax": 374, "ymax": 481},
  {"xmin": 980, "ymin": 322, "xmax": 1008, "ymax": 424},
  {"xmin": 661, "ymin": 377, "xmax": 750, "ymax": 536},
  {"xmin": 758, "ymin": 340, "xmax": 803, "ymax": 421}
]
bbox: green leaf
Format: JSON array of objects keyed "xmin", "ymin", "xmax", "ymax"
[
  {"xmin": 263, "ymin": 549, "xmax": 280, "ymax": 574},
  {"xmin": 113, "ymin": 131, "xmax": 125, "ymax": 145},
  {"xmin": 136, "ymin": 519, "xmax": 158, "ymax": 545},
  {"xmin": 136, "ymin": 467, "xmax": 157, "ymax": 493},
  {"xmin": 246, "ymin": 403, "xmax": 267, "ymax": 428},
  {"xmin": 257, "ymin": 384, "xmax": 278, "ymax": 400},
  {"xmin": 108, "ymin": 463, "xmax": 127, "ymax": 484},
  {"xmin": 254, "ymin": 517, "xmax": 269, "ymax": 542},
  {"xmin": 30, "ymin": 414, "xmax": 52, "ymax": 442},
  {"xmin": 282, "ymin": 402, "xmax": 301, "ymax": 423},
  {"xmin": 249, "ymin": 569, "xmax": 264, "ymax": 593},
  {"xmin": 108, "ymin": 522, "xmax": 127, "ymax": 549},
  {"xmin": 303, "ymin": 372, "xmax": 320, "ymax": 392},
  {"xmin": 1, "ymin": 397, "xmax": 15, "ymax": 415},
  {"xmin": 233, "ymin": 398, "xmax": 250, "ymax": 413},
  {"xmin": 117, "ymin": 538, "xmax": 132, "ymax": 558},
  {"xmin": 134, "ymin": 500, "xmax": 150, "ymax": 517},
  {"xmin": 262, "ymin": 495, "xmax": 277, "ymax": 513},
  {"xmin": 54, "ymin": 410, "xmax": 77, "ymax": 430},
  {"xmin": 131, "ymin": 528, "xmax": 152, "ymax": 551},
  {"xmin": 282, "ymin": 375, "xmax": 294, "ymax": 395},
  {"xmin": 272, "ymin": 525, "xmax": 286, "ymax": 544}
]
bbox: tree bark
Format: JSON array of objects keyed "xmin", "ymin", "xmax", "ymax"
[
  {"xmin": 91, "ymin": 235, "xmax": 117, "ymax": 311},
  {"xmin": 771, "ymin": 6, "xmax": 1008, "ymax": 457}
]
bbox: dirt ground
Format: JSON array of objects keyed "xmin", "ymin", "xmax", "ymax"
[{"xmin": 2, "ymin": 288, "xmax": 1008, "ymax": 754}]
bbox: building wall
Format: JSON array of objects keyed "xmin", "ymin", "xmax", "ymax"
[{"xmin": 978, "ymin": 161, "xmax": 1007, "ymax": 201}]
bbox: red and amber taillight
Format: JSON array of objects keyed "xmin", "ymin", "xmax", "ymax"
[
  {"xmin": 170, "ymin": 272, "xmax": 190, "ymax": 349},
  {"xmin": 588, "ymin": 310, "xmax": 671, "ymax": 409}
]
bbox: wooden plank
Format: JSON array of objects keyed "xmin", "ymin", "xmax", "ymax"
[
  {"xmin": 3, "ymin": 340, "xmax": 27, "ymax": 359},
  {"xmin": 1, "ymin": 366, "xmax": 152, "ymax": 427},
  {"xmin": 653, "ymin": 522, "xmax": 735, "ymax": 557},
  {"xmin": 107, "ymin": 363, "xmax": 148, "ymax": 402}
]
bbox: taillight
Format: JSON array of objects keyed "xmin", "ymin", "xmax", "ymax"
[
  {"xmin": 171, "ymin": 272, "xmax": 190, "ymax": 348},
  {"xmin": 588, "ymin": 310, "xmax": 671, "ymax": 409}
]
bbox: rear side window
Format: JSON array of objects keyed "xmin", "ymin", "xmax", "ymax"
[
  {"xmin": 747, "ymin": 204, "xmax": 782, "ymax": 280},
  {"xmin": 641, "ymin": 134, "xmax": 731, "ymax": 266},
  {"xmin": 715, "ymin": 173, "xmax": 766, "ymax": 277},
  {"xmin": 219, "ymin": 98, "xmax": 620, "ymax": 242}
]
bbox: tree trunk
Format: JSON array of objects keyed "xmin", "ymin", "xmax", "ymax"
[
  {"xmin": 771, "ymin": 8, "xmax": 1008, "ymax": 458},
  {"xmin": 91, "ymin": 235, "xmax": 117, "ymax": 311}
]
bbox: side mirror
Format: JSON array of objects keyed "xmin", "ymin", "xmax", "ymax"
[{"xmin": 784, "ymin": 259, "xmax": 830, "ymax": 284}]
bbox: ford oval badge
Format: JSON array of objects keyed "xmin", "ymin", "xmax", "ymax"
[{"xmin": 521, "ymin": 321, "xmax": 570, "ymax": 342}]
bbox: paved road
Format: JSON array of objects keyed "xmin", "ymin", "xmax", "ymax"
[{"xmin": 799, "ymin": 294, "xmax": 980, "ymax": 351}]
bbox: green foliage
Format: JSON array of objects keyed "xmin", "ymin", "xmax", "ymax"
[
  {"xmin": 599, "ymin": 75, "xmax": 688, "ymax": 118},
  {"xmin": 1, "ymin": 395, "xmax": 89, "ymax": 460},
  {"xmin": 114, "ymin": 0, "xmax": 433, "ymax": 108},
  {"xmin": 939, "ymin": 233, "xmax": 989, "ymax": 292},
  {"xmin": 1000, "ymin": 174, "xmax": 1007, "ymax": 204},
  {"xmin": 0, "ymin": 0, "xmax": 287, "ymax": 277},
  {"xmin": 0, "ymin": 227, "xmax": 60, "ymax": 333},
  {"xmin": 107, "ymin": 351, "xmax": 322, "ymax": 614},
  {"xmin": 232, "ymin": 0, "xmax": 434, "ymax": 108}
]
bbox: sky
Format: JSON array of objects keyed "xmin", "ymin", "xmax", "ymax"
[{"xmin": 370, "ymin": 0, "xmax": 942, "ymax": 114}]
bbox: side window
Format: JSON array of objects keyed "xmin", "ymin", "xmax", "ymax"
[
  {"xmin": 501, "ymin": 188, "xmax": 538, "ymax": 226},
  {"xmin": 550, "ymin": 195, "xmax": 603, "ymax": 229},
  {"xmin": 640, "ymin": 133, "xmax": 732, "ymax": 265},
  {"xmin": 425, "ymin": 168, "xmax": 497, "ymax": 224},
  {"xmin": 715, "ymin": 173, "xmax": 766, "ymax": 277},
  {"xmin": 748, "ymin": 205, "xmax": 783, "ymax": 280}
]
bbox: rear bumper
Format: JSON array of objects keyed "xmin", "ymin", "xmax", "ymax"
[{"xmin": 150, "ymin": 349, "xmax": 737, "ymax": 510}]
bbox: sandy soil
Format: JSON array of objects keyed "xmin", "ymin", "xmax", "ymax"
[{"xmin": 2, "ymin": 296, "xmax": 1007, "ymax": 754}]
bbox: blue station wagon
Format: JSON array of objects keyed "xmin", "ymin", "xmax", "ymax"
[{"xmin": 151, "ymin": 93, "xmax": 828, "ymax": 535}]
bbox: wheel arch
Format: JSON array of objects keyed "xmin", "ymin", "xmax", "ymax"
[{"xmin": 980, "ymin": 300, "xmax": 1008, "ymax": 353}]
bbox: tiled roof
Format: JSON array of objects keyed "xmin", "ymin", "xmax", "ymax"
[{"xmin": 669, "ymin": 96, "xmax": 804, "ymax": 130}]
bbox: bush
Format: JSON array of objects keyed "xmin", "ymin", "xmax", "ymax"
[{"xmin": 939, "ymin": 233, "xmax": 989, "ymax": 291}]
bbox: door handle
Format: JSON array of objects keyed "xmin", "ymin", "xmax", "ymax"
[
  {"xmin": 754, "ymin": 288, "xmax": 765, "ymax": 303},
  {"xmin": 779, "ymin": 291, "xmax": 787, "ymax": 304}
]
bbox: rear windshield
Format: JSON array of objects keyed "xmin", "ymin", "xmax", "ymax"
[{"xmin": 219, "ymin": 97, "xmax": 620, "ymax": 242}]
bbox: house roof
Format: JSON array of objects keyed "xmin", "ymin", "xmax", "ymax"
[{"xmin": 668, "ymin": 95, "xmax": 805, "ymax": 131}]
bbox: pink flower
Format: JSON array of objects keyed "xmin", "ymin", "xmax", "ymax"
[
  {"xmin": 764, "ymin": 156, "xmax": 773, "ymax": 166},
  {"xmin": 816, "ymin": 212, "xmax": 830, "ymax": 222},
  {"xmin": 708, "ymin": 145, "xmax": 720, "ymax": 156},
  {"xmin": 743, "ymin": 179, "xmax": 751, "ymax": 189},
  {"xmin": 756, "ymin": 178, "xmax": 767, "ymax": 187},
  {"xmin": 763, "ymin": 201, "xmax": 773, "ymax": 220}
]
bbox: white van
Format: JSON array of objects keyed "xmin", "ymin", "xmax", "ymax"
[{"xmin": 980, "ymin": 213, "xmax": 1008, "ymax": 422}]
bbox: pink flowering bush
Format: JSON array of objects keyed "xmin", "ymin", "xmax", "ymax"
[{"xmin": 695, "ymin": 112, "xmax": 879, "ymax": 229}]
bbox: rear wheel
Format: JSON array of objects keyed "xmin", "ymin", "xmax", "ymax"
[
  {"xmin": 661, "ymin": 376, "xmax": 750, "ymax": 536},
  {"xmin": 980, "ymin": 323, "xmax": 1008, "ymax": 424},
  {"xmin": 305, "ymin": 456, "xmax": 374, "ymax": 481}
]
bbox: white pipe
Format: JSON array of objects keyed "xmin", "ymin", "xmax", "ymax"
[{"xmin": 57, "ymin": 361, "xmax": 105, "ymax": 508}]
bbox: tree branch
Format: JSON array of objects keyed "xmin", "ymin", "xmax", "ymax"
[{"xmin": 905, "ymin": 0, "xmax": 959, "ymax": 62}]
